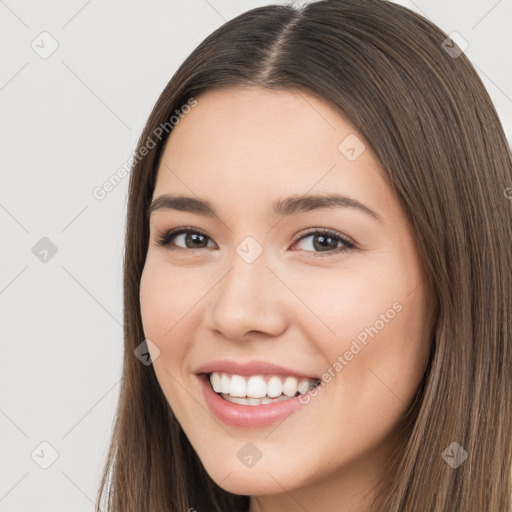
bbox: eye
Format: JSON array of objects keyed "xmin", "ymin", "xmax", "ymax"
[
  {"xmin": 155, "ymin": 227, "xmax": 216, "ymax": 251},
  {"xmin": 290, "ymin": 228, "xmax": 355, "ymax": 257},
  {"xmin": 155, "ymin": 226, "xmax": 355, "ymax": 257}
]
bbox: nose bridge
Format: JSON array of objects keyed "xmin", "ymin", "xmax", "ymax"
[
  {"xmin": 222, "ymin": 234, "xmax": 271, "ymax": 294},
  {"xmin": 219, "ymin": 240, "xmax": 272, "ymax": 312},
  {"xmin": 206, "ymin": 238, "xmax": 287, "ymax": 339}
]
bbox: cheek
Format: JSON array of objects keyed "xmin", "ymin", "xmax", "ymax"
[
  {"xmin": 139, "ymin": 262, "xmax": 200, "ymax": 416},
  {"xmin": 286, "ymin": 262, "xmax": 405, "ymax": 344},
  {"xmin": 138, "ymin": 262, "xmax": 195, "ymax": 389},
  {"xmin": 301, "ymin": 277, "xmax": 428, "ymax": 465},
  {"xmin": 291, "ymin": 260, "xmax": 429, "ymax": 406},
  {"xmin": 139, "ymin": 270, "xmax": 167, "ymax": 341},
  {"xmin": 139, "ymin": 260, "xmax": 203, "ymax": 341}
]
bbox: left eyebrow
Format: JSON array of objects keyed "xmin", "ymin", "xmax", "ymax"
[
  {"xmin": 272, "ymin": 193, "xmax": 383, "ymax": 223},
  {"xmin": 147, "ymin": 192, "xmax": 383, "ymax": 224}
]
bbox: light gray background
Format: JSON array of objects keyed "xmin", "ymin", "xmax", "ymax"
[{"xmin": 1, "ymin": 1, "xmax": 510, "ymax": 511}]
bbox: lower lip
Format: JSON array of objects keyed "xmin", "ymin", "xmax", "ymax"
[{"xmin": 198, "ymin": 374, "xmax": 311, "ymax": 428}]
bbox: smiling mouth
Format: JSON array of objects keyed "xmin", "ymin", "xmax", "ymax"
[{"xmin": 206, "ymin": 371, "xmax": 321, "ymax": 406}]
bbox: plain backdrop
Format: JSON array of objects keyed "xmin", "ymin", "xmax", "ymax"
[{"xmin": 1, "ymin": 1, "xmax": 511, "ymax": 511}]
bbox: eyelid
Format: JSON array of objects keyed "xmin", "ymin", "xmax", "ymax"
[
  {"xmin": 289, "ymin": 227, "xmax": 355, "ymax": 257},
  {"xmin": 155, "ymin": 226, "xmax": 355, "ymax": 255},
  {"xmin": 155, "ymin": 226, "xmax": 216, "ymax": 249},
  {"xmin": 291, "ymin": 227, "xmax": 355, "ymax": 247}
]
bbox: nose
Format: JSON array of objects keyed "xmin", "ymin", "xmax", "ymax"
[{"xmin": 204, "ymin": 247, "xmax": 288, "ymax": 341}]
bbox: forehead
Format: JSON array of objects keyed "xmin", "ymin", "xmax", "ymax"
[{"xmin": 153, "ymin": 86, "xmax": 396, "ymax": 221}]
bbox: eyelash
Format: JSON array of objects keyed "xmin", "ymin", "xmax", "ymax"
[{"xmin": 155, "ymin": 227, "xmax": 355, "ymax": 257}]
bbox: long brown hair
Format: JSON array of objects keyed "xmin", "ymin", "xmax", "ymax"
[{"xmin": 95, "ymin": 1, "xmax": 512, "ymax": 510}]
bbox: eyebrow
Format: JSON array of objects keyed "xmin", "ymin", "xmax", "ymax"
[{"xmin": 147, "ymin": 193, "xmax": 382, "ymax": 223}]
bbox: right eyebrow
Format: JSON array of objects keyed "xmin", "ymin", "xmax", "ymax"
[
  {"xmin": 147, "ymin": 192, "xmax": 383, "ymax": 224},
  {"xmin": 148, "ymin": 195, "xmax": 217, "ymax": 218}
]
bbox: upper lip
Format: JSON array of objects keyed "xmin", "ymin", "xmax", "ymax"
[{"xmin": 194, "ymin": 359, "xmax": 318, "ymax": 379}]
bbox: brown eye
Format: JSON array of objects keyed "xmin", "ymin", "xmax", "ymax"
[
  {"xmin": 292, "ymin": 228, "xmax": 355, "ymax": 257},
  {"xmin": 156, "ymin": 228, "xmax": 216, "ymax": 250}
]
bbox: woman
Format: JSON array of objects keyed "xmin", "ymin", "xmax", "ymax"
[{"xmin": 95, "ymin": 1, "xmax": 512, "ymax": 510}]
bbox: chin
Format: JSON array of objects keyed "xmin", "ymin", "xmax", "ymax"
[
  {"xmin": 200, "ymin": 455, "xmax": 307, "ymax": 496},
  {"xmin": 213, "ymin": 470, "xmax": 289, "ymax": 496}
]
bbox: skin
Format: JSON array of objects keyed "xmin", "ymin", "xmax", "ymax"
[{"xmin": 139, "ymin": 86, "xmax": 432, "ymax": 512}]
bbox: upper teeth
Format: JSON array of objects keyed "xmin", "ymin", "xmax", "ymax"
[{"xmin": 209, "ymin": 372, "xmax": 317, "ymax": 398}]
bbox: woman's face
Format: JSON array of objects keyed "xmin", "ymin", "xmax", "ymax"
[{"xmin": 139, "ymin": 86, "xmax": 431, "ymax": 508}]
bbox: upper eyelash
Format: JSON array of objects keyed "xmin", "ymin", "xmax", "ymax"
[
  {"xmin": 292, "ymin": 227, "xmax": 355, "ymax": 257},
  {"xmin": 156, "ymin": 227, "xmax": 212, "ymax": 249},
  {"xmin": 155, "ymin": 227, "xmax": 355, "ymax": 256}
]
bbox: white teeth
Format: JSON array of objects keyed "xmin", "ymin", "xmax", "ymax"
[
  {"xmin": 246, "ymin": 376, "xmax": 267, "ymax": 398},
  {"xmin": 208, "ymin": 371, "xmax": 317, "ymax": 402},
  {"xmin": 297, "ymin": 378, "xmax": 311, "ymax": 394},
  {"xmin": 210, "ymin": 372, "xmax": 222, "ymax": 393},
  {"xmin": 223, "ymin": 396, "xmax": 261, "ymax": 405},
  {"xmin": 267, "ymin": 376, "xmax": 283, "ymax": 397},
  {"xmin": 230, "ymin": 375, "xmax": 247, "ymax": 397},
  {"xmin": 283, "ymin": 376, "xmax": 298, "ymax": 397},
  {"xmin": 221, "ymin": 373, "xmax": 230, "ymax": 394},
  {"xmin": 222, "ymin": 394, "xmax": 291, "ymax": 406}
]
